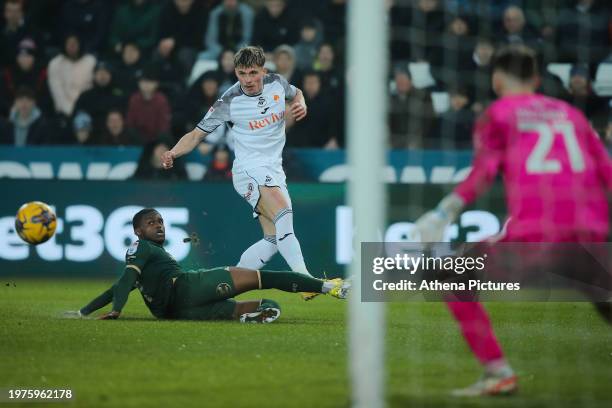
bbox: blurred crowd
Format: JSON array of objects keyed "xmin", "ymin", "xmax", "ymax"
[{"xmin": 0, "ymin": 0, "xmax": 611, "ymax": 174}]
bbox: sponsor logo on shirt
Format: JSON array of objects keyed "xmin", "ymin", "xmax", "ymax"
[
  {"xmin": 248, "ymin": 111, "xmax": 285, "ymax": 130},
  {"xmin": 127, "ymin": 241, "xmax": 139, "ymax": 255},
  {"xmin": 273, "ymin": 94, "xmax": 280, "ymax": 102}
]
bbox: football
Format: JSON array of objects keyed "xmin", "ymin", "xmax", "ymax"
[{"xmin": 15, "ymin": 201, "xmax": 57, "ymax": 245}]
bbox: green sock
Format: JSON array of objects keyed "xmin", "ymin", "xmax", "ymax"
[{"xmin": 259, "ymin": 270, "xmax": 324, "ymax": 293}]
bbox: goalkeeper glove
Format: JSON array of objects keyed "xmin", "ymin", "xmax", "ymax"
[{"xmin": 411, "ymin": 193, "xmax": 465, "ymax": 243}]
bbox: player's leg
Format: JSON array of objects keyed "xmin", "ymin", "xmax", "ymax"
[
  {"xmin": 232, "ymin": 169, "xmax": 279, "ymax": 269},
  {"xmin": 234, "ymin": 299, "xmax": 282, "ymax": 323},
  {"xmin": 446, "ymin": 301, "xmax": 517, "ymax": 396},
  {"xmin": 228, "ymin": 267, "xmax": 347, "ymax": 297},
  {"xmin": 257, "ymin": 185, "xmax": 310, "ymax": 276},
  {"xmin": 173, "ymin": 299, "xmax": 281, "ymax": 323},
  {"xmin": 236, "ymin": 215, "xmax": 278, "ymax": 269},
  {"xmin": 173, "ymin": 268, "xmax": 348, "ymax": 312}
]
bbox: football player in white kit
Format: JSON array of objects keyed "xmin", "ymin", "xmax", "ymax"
[{"xmin": 161, "ymin": 46, "xmax": 318, "ymax": 298}]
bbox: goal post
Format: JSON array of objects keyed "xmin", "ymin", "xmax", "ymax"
[{"xmin": 347, "ymin": 0, "xmax": 388, "ymax": 407}]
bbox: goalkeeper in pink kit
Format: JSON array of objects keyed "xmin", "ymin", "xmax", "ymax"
[{"xmin": 413, "ymin": 45, "xmax": 612, "ymax": 396}]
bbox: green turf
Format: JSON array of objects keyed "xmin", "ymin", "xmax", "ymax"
[{"xmin": 0, "ymin": 280, "xmax": 610, "ymax": 408}]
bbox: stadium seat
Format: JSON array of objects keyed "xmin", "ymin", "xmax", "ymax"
[
  {"xmin": 408, "ymin": 62, "xmax": 436, "ymax": 89},
  {"xmin": 187, "ymin": 59, "xmax": 219, "ymax": 86},
  {"xmin": 546, "ymin": 63, "xmax": 572, "ymax": 89},
  {"xmin": 593, "ymin": 63, "xmax": 612, "ymax": 96},
  {"xmin": 431, "ymin": 92, "xmax": 450, "ymax": 114}
]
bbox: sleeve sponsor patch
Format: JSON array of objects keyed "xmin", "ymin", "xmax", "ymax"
[{"xmin": 127, "ymin": 241, "xmax": 139, "ymax": 256}]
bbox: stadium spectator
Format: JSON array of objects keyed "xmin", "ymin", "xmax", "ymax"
[
  {"xmin": 252, "ymin": 0, "xmax": 300, "ymax": 53},
  {"xmin": 286, "ymin": 70, "xmax": 335, "ymax": 148},
  {"xmin": 108, "ymin": 0, "xmax": 162, "ymax": 57},
  {"xmin": 496, "ymin": 5, "xmax": 541, "ymax": 49},
  {"xmin": 113, "ymin": 42, "xmax": 144, "ymax": 96},
  {"xmin": 58, "ymin": 0, "xmax": 110, "ymax": 54},
  {"xmin": 434, "ymin": 85, "xmax": 475, "ymax": 149},
  {"xmin": 322, "ymin": 0, "xmax": 347, "ymax": 47},
  {"xmin": 99, "ymin": 109, "xmax": 140, "ymax": 146},
  {"xmin": 537, "ymin": 68, "xmax": 571, "ymax": 101},
  {"xmin": 522, "ymin": 0, "xmax": 570, "ymax": 40},
  {"xmin": 293, "ymin": 18, "xmax": 323, "ymax": 71},
  {"xmin": 430, "ymin": 14, "xmax": 475, "ymax": 88},
  {"xmin": 556, "ymin": 0, "xmax": 611, "ymax": 64},
  {"xmin": 200, "ymin": 0, "xmax": 254, "ymax": 60},
  {"xmin": 153, "ymin": 48, "xmax": 186, "ymax": 104},
  {"xmin": 3, "ymin": 86, "xmax": 46, "ymax": 146},
  {"xmin": 72, "ymin": 110, "xmax": 94, "ymax": 145},
  {"xmin": 213, "ymin": 48, "xmax": 238, "ymax": 95},
  {"xmin": 389, "ymin": 0, "xmax": 413, "ymax": 62},
  {"xmin": 0, "ymin": 0, "xmax": 35, "ymax": 68},
  {"xmin": 133, "ymin": 138, "xmax": 187, "ymax": 180},
  {"xmin": 468, "ymin": 38, "xmax": 496, "ymax": 113},
  {"xmin": 178, "ymin": 71, "xmax": 220, "ymax": 133},
  {"xmin": 73, "ymin": 61, "xmax": 126, "ymax": 135},
  {"xmin": 565, "ymin": 64, "xmax": 610, "ymax": 135},
  {"xmin": 126, "ymin": 66, "xmax": 171, "ymax": 143},
  {"xmin": 388, "ymin": 68, "xmax": 434, "ymax": 149},
  {"xmin": 273, "ymin": 45, "xmax": 301, "ymax": 86},
  {"xmin": 313, "ymin": 43, "xmax": 341, "ymax": 93},
  {"xmin": 24, "ymin": 0, "xmax": 63, "ymax": 50},
  {"xmin": 47, "ymin": 34, "xmax": 96, "ymax": 117},
  {"xmin": 203, "ymin": 143, "xmax": 233, "ymax": 181},
  {"xmin": 156, "ymin": 0, "xmax": 207, "ymax": 73},
  {"xmin": 0, "ymin": 37, "xmax": 50, "ymax": 117},
  {"xmin": 405, "ymin": 0, "xmax": 446, "ymax": 62}
]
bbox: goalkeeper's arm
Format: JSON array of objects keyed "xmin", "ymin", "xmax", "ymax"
[{"xmin": 412, "ymin": 193, "xmax": 465, "ymax": 242}]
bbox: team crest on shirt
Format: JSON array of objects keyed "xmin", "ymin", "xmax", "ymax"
[
  {"xmin": 243, "ymin": 182, "xmax": 254, "ymax": 201},
  {"xmin": 257, "ymin": 96, "xmax": 267, "ymax": 107},
  {"xmin": 216, "ymin": 282, "xmax": 232, "ymax": 296}
]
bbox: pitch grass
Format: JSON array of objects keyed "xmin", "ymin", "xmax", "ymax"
[{"xmin": 0, "ymin": 280, "xmax": 611, "ymax": 408}]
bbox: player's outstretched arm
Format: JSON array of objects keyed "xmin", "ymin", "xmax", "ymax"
[
  {"xmin": 288, "ymin": 88, "xmax": 307, "ymax": 121},
  {"xmin": 161, "ymin": 128, "xmax": 208, "ymax": 169},
  {"xmin": 63, "ymin": 285, "xmax": 115, "ymax": 318},
  {"xmin": 97, "ymin": 268, "xmax": 139, "ymax": 320}
]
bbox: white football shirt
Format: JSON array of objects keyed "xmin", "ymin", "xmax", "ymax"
[{"xmin": 197, "ymin": 73, "xmax": 297, "ymax": 172}]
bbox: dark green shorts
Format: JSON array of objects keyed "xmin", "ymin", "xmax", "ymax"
[{"xmin": 171, "ymin": 267, "xmax": 237, "ymax": 320}]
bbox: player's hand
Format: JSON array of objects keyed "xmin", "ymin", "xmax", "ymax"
[
  {"xmin": 161, "ymin": 150, "xmax": 175, "ymax": 169},
  {"xmin": 97, "ymin": 311, "xmax": 120, "ymax": 320},
  {"xmin": 62, "ymin": 310, "xmax": 84, "ymax": 319},
  {"xmin": 290, "ymin": 101, "xmax": 307, "ymax": 121},
  {"xmin": 410, "ymin": 210, "xmax": 449, "ymax": 243}
]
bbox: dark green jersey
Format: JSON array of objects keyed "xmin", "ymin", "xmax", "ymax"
[{"xmin": 113, "ymin": 239, "xmax": 183, "ymax": 318}]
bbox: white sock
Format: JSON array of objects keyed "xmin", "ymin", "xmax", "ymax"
[
  {"xmin": 485, "ymin": 359, "xmax": 513, "ymax": 377},
  {"xmin": 273, "ymin": 208, "xmax": 310, "ymax": 276},
  {"xmin": 237, "ymin": 235, "xmax": 277, "ymax": 269},
  {"xmin": 321, "ymin": 281, "xmax": 336, "ymax": 294}
]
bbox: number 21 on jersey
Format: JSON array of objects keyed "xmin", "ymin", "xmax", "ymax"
[{"xmin": 520, "ymin": 121, "xmax": 586, "ymax": 174}]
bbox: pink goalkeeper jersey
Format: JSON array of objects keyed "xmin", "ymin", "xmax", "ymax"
[{"xmin": 455, "ymin": 93, "xmax": 612, "ymax": 241}]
